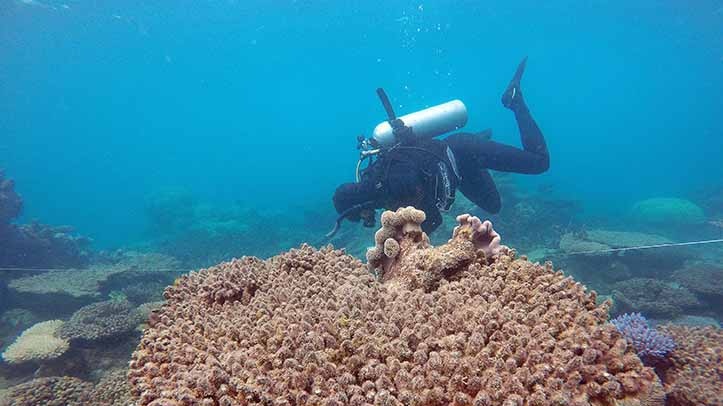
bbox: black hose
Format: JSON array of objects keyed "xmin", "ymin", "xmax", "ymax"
[
  {"xmin": 376, "ymin": 88, "xmax": 397, "ymax": 121},
  {"xmin": 324, "ymin": 200, "xmax": 376, "ymax": 239}
]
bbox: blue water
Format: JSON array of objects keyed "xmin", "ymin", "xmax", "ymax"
[{"xmin": 1, "ymin": 0, "xmax": 722, "ymax": 248}]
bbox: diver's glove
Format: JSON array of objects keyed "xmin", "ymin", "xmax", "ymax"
[{"xmin": 501, "ymin": 56, "xmax": 528, "ymax": 112}]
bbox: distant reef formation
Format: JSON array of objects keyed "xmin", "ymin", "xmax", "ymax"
[
  {"xmin": 630, "ymin": 197, "xmax": 706, "ymax": 228},
  {"xmin": 557, "ymin": 229, "xmax": 691, "ymax": 286},
  {"xmin": 142, "ymin": 189, "xmax": 329, "ymax": 268},
  {"xmin": 0, "ymin": 170, "xmax": 91, "ymax": 270},
  {"xmin": 4, "ymin": 251, "xmax": 181, "ymax": 317}
]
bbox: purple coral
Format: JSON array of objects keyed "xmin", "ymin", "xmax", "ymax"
[{"xmin": 611, "ymin": 312, "xmax": 675, "ymax": 364}]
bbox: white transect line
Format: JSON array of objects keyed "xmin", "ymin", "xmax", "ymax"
[
  {"xmin": 559, "ymin": 238, "xmax": 723, "ymax": 256},
  {"xmin": 1, "ymin": 238, "xmax": 722, "ymax": 271}
]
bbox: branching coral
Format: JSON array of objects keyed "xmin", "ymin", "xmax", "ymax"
[
  {"xmin": 1, "ymin": 320, "xmax": 69, "ymax": 364},
  {"xmin": 610, "ymin": 313, "xmax": 675, "ymax": 365},
  {"xmin": 129, "ymin": 207, "xmax": 663, "ymax": 406}
]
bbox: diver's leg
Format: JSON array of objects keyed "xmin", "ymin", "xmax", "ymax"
[
  {"xmin": 499, "ymin": 57, "xmax": 549, "ymax": 173},
  {"xmin": 446, "ymin": 132, "xmax": 546, "ymax": 175},
  {"xmin": 444, "ymin": 135, "xmax": 503, "ymax": 213},
  {"xmin": 446, "ymin": 58, "xmax": 550, "ymax": 174},
  {"xmin": 458, "ymin": 169, "xmax": 501, "ymax": 214}
]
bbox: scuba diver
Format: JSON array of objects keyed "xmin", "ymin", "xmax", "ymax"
[{"xmin": 329, "ymin": 57, "xmax": 549, "ymax": 236}]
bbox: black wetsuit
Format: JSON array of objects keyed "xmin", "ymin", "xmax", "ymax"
[
  {"xmin": 335, "ymin": 97, "xmax": 548, "ymax": 233},
  {"xmin": 332, "ymin": 57, "xmax": 548, "ymax": 233}
]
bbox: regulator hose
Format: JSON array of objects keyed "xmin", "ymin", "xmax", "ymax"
[
  {"xmin": 376, "ymin": 88, "xmax": 397, "ymax": 121},
  {"xmin": 324, "ymin": 200, "xmax": 376, "ymax": 239}
]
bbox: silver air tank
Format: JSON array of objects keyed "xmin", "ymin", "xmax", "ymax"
[{"xmin": 372, "ymin": 100, "xmax": 468, "ymax": 147}]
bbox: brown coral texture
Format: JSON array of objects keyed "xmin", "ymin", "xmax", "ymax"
[
  {"xmin": 657, "ymin": 325, "xmax": 722, "ymax": 406},
  {"xmin": 129, "ymin": 207, "xmax": 663, "ymax": 406}
]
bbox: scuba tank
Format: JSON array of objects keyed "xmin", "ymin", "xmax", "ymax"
[
  {"xmin": 327, "ymin": 88, "xmax": 468, "ymax": 239},
  {"xmin": 371, "ymin": 98, "xmax": 468, "ymax": 148},
  {"xmin": 355, "ymin": 88, "xmax": 468, "ymax": 181}
]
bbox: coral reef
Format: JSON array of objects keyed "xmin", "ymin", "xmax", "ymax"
[
  {"xmin": 1, "ymin": 368, "xmax": 133, "ymax": 406},
  {"xmin": 59, "ymin": 299, "xmax": 145, "ymax": 343},
  {"xmin": 0, "ymin": 309, "xmax": 39, "ymax": 348},
  {"xmin": 129, "ymin": 207, "xmax": 663, "ymax": 406},
  {"xmin": 6, "ymin": 251, "xmax": 180, "ymax": 316},
  {"xmin": 0, "ymin": 170, "xmax": 91, "ymax": 269},
  {"xmin": 0, "ymin": 171, "xmax": 22, "ymax": 225},
  {"xmin": 584, "ymin": 230, "xmax": 673, "ymax": 249},
  {"xmin": 672, "ymin": 263, "xmax": 723, "ymax": 306},
  {"xmin": 559, "ymin": 230, "xmax": 678, "ymax": 257},
  {"xmin": 119, "ymin": 281, "xmax": 168, "ymax": 304},
  {"xmin": 134, "ymin": 301, "xmax": 164, "ymax": 324},
  {"xmin": 556, "ymin": 228, "xmax": 695, "ymax": 300},
  {"xmin": 366, "ymin": 209, "xmax": 509, "ymax": 292},
  {"xmin": 144, "ymin": 191, "xmax": 317, "ymax": 268},
  {"xmin": 0, "ymin": 376, "xmax": 93, "ymax": 406},
  {"xmin": 612, "ymin": 278, "xmax": 700, "ymax": 319},
  {"xmin": 609, "ymin": 313, "xmax": 675, "ymax": 365},
  {"xmin": 559, "ymin": 233, "xmax": 610, "ymax": 256},
  {"xmin": 1, "ymin": 320, "xmax": 69, "ymax": 364},
  {"xmin": 668, "ymin": 315, "xmax": 720, "ymax": 328},
  {"xmin": 89, "ymin": 368, "xmax": 133, "ymax": 406},
  {"xmin": 630, "ymin": 197, "xmax": 706, "ymax": 227},
  {"xmin": 657, "ymin": 325, "xmax": 722, "ymax": 406}
]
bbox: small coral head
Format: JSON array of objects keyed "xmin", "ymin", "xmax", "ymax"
[
  {"xmin": 610, "ymin": 312, "xmax": 675, "ymax": 364},
  {"xmin": 454, "ymin": 214, "xmax": 509, "ymax": 257}
]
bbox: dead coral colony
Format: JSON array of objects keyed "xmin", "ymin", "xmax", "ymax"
[{"xmin": 130, "ymin": 207, "xmax": 663, "ymax": 406}]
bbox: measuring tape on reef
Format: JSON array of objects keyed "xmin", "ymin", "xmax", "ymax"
[
  {"xmin": 0, "ymin": 238, "xmax": 722, "ymax": 271},
  {"xmin": 552, "ymin": 238, "xmax": 723, "ymax": 257}
]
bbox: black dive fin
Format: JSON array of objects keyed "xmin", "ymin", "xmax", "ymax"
[
  {"xmin": 501, "ymin": 56, "xmax": 528, "ymax": 109},
  {"xmin": 511, "ymin": 56, "xmax": 527, "ymax": 85}
]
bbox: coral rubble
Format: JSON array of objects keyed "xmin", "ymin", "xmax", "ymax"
[{"xmin": 129, "ymin": 207, "xmax": 663, "ymax": 405}]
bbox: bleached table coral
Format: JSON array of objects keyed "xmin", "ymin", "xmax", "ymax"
[{"xmin": 1, "ymin": 320, "xmax": 69, "ymax": 364}]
